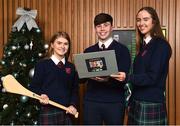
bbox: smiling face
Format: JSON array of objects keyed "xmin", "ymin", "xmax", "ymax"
[
  {"xmin": 51, "ymin": 37, "xmax": 69, "ymax": 60},
  {"xmin": 95, "ymin": 21, "xmax": 113, "ymax": 42},
  {"xmin": 136, "ymin": 10, "xmax": 154, "ymax": 38}
]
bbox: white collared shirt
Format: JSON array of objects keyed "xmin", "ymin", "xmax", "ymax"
[
  {"xmin": 144, "ymin": 35, "xmax": 152, "ymax": 45},
  {"xmin": 51, "ymin": 55, "xmax": 65, "ymax": 65},
  {"xmin": 98, "ymin": 37, "xmax": 113, "ymax": 49}
]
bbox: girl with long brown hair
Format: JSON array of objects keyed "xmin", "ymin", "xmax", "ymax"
[{"xmin": 111, "ymin": 7, "xmax": 172, "ymax": 125}]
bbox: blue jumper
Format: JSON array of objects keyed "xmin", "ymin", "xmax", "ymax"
[
  {"xmin": 128, "ymin": 37, "xmax": 172, "ymax": 103},
  {"xmin": 29, "ymin": 59, "xmax": 79, "ymax": 107},
  {"xmin": 84, "ymin": 40, "xmax": 131, "ymax": 103}
]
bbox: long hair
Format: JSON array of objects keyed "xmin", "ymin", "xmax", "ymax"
[
  {"xmin": 47, "ymin": 31, "xmax": 71, "ymax": 59},
  {"xmin": 136, "ymin": 7, "xmax": 166, "ymax": 54}
]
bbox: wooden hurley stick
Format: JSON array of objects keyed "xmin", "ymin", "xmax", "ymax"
[{"xmin": 2, "ymin": 74, "xmax": 79, "ymax": 118}]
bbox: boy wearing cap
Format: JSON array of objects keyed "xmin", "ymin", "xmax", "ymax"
[{"xmin": 82, "ymin": 13, "xmax": 131, "ymax": 124}]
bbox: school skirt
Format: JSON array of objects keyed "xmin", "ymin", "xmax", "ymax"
[
  {"xmin": 38, "ymin": 105, "xmax": 72, "ymax": 125},
  {"xmin": 128, "ymin": 99, "xmax": 167, "ymax": 125}
]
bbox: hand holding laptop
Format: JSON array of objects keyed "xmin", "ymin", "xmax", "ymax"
[{"xmin": 110, "ymin": 72, "xmax": 126, "ymax": 81}]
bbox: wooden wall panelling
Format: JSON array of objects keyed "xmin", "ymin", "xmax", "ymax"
[
  {"xmin": 162, "ymin": 0, "xmax": 168, "ymax": 26},
  {"xmin": 61, "ymin": 0, "xmax": 65, "ymax": 31},
  {"xmin": 88, "ymin": 0, "xmax": 92, "ymax": 46},
  {"xmin": 168, "ymin": 0, "xmax": 176, "ymax": 124},
  {"xmin": 67, "ymin": 0, "xmax": 73, "ymax": 60},
  {"xmin": 142, "ymin": 0, "xmax": 148, "ymax": 5},
  {"xmin": 67, "ymin": 0, "xmax": 72, "ymax": 36},
  {"xmin": 176, "ymin": 0, "xmax": 180, "ymax": 124},
  {"xmin": 129, "ymin": 0, "xmax": 135, "ymax": 28},
  {"xmin": 0, "ymin": 0, "xmax": 3, "ymax": 58},
  {"xmin": 116, "ymin": 0, "xmax": 121, "ymax": 28},
  {"xmin": 25, "ymin": 0, "xmax": 30, "ymax": 8},
  {"xmin": 13, "ymin": 0, "xmax": 18, "ymax": 20},
  {"xmin": 155, "ymin": 0, "xmax": 163, "ymax": 25},
  {"xmin": 59, "ymin": 0, "xmax": 63, "ymax": 32},
  {"xmin": 46, "ymin": 0, "xmax": 52, "ymax": 37},
  {"xmin": 76, "ymin": 0, "xmax": 81, "ymax": 53},
  {"xmin": 42, "ymin": 0, "xmax": 46, "ymax": 30},
  {"xmin": 122, "ymin": 0, "xmax": 128, "ymax": 28},
  {"xmin": 84, "ymin": 0, "xmax": 90, "ymax": 50},
  {"xmin": 136, "ymin": 0, "xmax": 143, "ymax": 9},
  {"xmin": 149, "ymin": 0, "xmax": 156, "ymax": 7},
  {"xmin": 7, "ymin": 0, "xmax": 13, "ymax": 33},
  {"xmin": 44, "ymin": 0, "xmax": 49, "ymax": 40},
  {"xmin": 31, "ymin": 0, "xmax": 36, "ymax": 8},
  {"xmin": 95, "ymin": 0, "xmax": 100, "ymax": 44},
  {"xmin": 88, "ymin": 0, "xmax": 94, "ymax": 47},
  {"xmin": 19, "ymin": 0, "xmax": 24, "ymax": 7},
  {"xmin": 135, "ymin": 0, "xmax": 143, "ymax": 21},
  {"xmin": 51, "ymin": 0, "xmax": 59, "ymax": 32},
  {"xmin": 70, "ymin": 0, "xmax": 74, "ymax": 54},
  {"xmin": 79, "ymin": 0, "xmax": 84, "ymax": 53},
  {"xmin": 83, "ymin": 0, "xmax": 91, "ymax": 50},
  {"xmin": 65, "ymin": 0, "xmax": 69, "ymax": 32},
  {"xmin": 110, "ymin": 0, "xmax": 115, "ymax": 27},
  {"xmin": 104, "ymin": 0, "xmax": 110, "ymax": 13},
  {"xmin": 38, "ymin": 0, "xmax": 44, "ymax": 30},
  {"xmin": 97, "ymin": 0, "xmax": 102, "ymax": 14},
  {"xmin": 56, "ymin": 0, "xmax": 60, "ymax": 34},
  {"xmin": 91, "ymin": 0, "xmax": 96, "ymax": 46},
  {"xmin": 72, "ymin": 0, "xmax": 78, "ymax": 54},
  {"xmin": 50, "ymin": 0, "xmax": 53, "ymax": 37},
  {"xmin": 3, "ymin": 0, "xmax": 8, "ymax": 44}
]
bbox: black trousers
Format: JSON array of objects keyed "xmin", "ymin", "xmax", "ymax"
[{"xmin": 83, "ymin": 100, "xmax": 125, "ymax": 125}]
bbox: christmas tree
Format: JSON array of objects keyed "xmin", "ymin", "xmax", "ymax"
[{"xmin": 0, "ymin": 7, "xmax": 48, "ymax": 125}]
